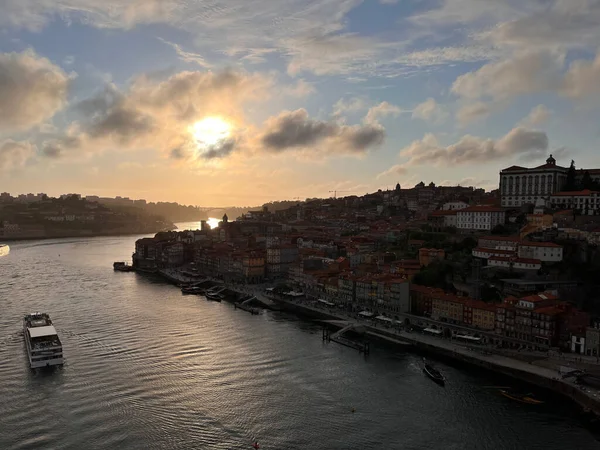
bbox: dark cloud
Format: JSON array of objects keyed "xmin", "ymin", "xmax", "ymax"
[
  {"xmin": 170, "ymin": 147, "xmax": 185, "ymax": 159},
  {"xmin": 201, "ymin": 138, "xmax": 237, "ymax": 159},
  {"xmin": 401, "ymin": 127, "xmax": 549, "ymax": 166},
  {"xmin": 41, "ymin": 135, "xmax": 83, "ymax": 159},
  {"xmin": 0, "ymin": 50, "xmax": 70, "ymax": 131},
  {"xmin": 261, "ymin": 109, "xmax": 385, "ymax": 154}
]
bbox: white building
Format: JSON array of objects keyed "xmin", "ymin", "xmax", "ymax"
[
  {"xmin": 488, "ymin": 256, "xmax": 541, "ymax": 271},
  {"xmin": 456, "ymin": 206, "xmax": 506, "ymax": 231},
  {"xmin": 442, "ymin": 201, "xmax": 469, "ymax": 211},
  {"xmin": 499, "ymin": 155, "xmax": 569, "ymax": 208},
  {"xmin": 550, "ymin": 189, "xmax": 600, "ymax": 215},
  {"xmin": 518, "ymin": 242, "xmax": 563, "ymax": 262}
]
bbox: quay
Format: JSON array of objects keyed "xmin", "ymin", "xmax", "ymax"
[
  {"xmin": 134, "ymin": 266, "xmax": 600, "ymax": 418},
  {"xmin": 269, "ymin": 296, "xmax": 600, "ymax": 418}
]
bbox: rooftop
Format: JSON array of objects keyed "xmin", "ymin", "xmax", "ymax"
[
  {"xmin": 28, "ymin": 325, "xmax": 58, "ymax": 338},
  {"xmin": 520, "ymin": 241, "xmax": 562, "ymax": 248},
  {"xmin": 552, "ymin": 189, "xmax": 600, "ymax": 197},
  {"xmin": 458, "ymin": 205, "xmax": 505, "ymax": 213}
]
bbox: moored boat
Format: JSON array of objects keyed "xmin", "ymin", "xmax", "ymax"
[
  {"xmin": 0, "ymin": 244, "xmax": 9, "ymax": 257},
  {"xmin": 23, "ymin": 313, "xmax": 64, "ymax": 369},
  {"xmin": 423, "ymin": 359, "xmax": 445, "ymax": 385},
  {"xmin": 182, "ymin": 286, "xmax": 204, "ymax": 295},
  {"xmin": 113, "ymin": 261, "xmax": 133, "ymax": 272}
]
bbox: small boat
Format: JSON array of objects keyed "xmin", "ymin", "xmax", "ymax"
[
  {"xmin": 423, "ymin": 359, "xmax": 445, "ymax": 385},
  {"xmin": 500, "ymin": 390, "xmax": 544, "ymax": 405},
  {"xmin": 113, "ymin": 261, "xmax": 133, "ymax": 272},
  {"xmin": 181, "ymin": 286, "xmax": 204, "ymax": 295},
  {"xmin": 0, "ymin": 244, "xmax": 9, "ymax": 257},
  {"xmin": 206, "ymin": 292, "xmax": 223, "ymax": 302}
]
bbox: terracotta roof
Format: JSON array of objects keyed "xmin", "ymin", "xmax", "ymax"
[
  {"xmin": 535, "ymin": 306, "xmax": 563, "ymax": 316},
  {"xmin": 458, "ymin": 205, "xmax": 505, "ymax": 213},
  {"xmin": 430, "ymin": 210, "xmax": 459, "ymax": 216},
  {"xmin": 474, "ymin": 247, "xmax": 516, "ymax": 255},
  {"xmin": 502, "ymin": 165, "xmax": 527, "ymax": 171},
  {"xmin": 551, "ymin": 189, "xmax": 600, "ymax": 197},
  {"xmin": 521, "ymin": 292, "xmax": 558, "ymax": 303},
  {"xmin": 520, "ymin": 241, "xmax": 562, "ymax": 248}
]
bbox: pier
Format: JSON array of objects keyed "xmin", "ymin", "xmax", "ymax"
[{"xmin": 322, "ymin": 322, "xmax": 370, "ymax": 355}]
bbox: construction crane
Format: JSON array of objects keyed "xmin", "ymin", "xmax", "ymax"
[{"xmin": 328, "ymin": 190, "xmax": 357, "ymax": 199}]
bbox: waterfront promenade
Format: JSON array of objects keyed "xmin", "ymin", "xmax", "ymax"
[{"xmin": 150, "ymin": 267, "xmax": 600, "ymax": 416}]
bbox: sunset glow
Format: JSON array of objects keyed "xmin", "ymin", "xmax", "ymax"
[{"xmin": 192, "ymin": 117, "xmax": 231, "ymax": 147}]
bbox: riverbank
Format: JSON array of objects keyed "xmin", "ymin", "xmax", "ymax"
[
  {"xmin": 1, "ymin": 227, "xmax": 173, "ymax": 242},
  {"xmin": 145, "ymin": 268, "xmax": 600, "ymax": 418},
  {"xmin": 269, "ymin": 296, "xmax": 600, "ymax": 417}
]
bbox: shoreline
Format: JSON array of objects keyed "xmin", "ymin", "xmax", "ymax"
[
  {"xmin": 145, "ymin": 268, "xmax": 600, "ymax": 419},
  {"xmin": 1, "ymin": 229, "xmax": 170, "ymax": 242}
]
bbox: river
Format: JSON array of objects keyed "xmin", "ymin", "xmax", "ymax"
[{"xmin": 0, "ymin": 233, "xmax": 598, "ymax": 449}]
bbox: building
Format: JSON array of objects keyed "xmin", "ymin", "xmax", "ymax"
[
  {"xmin": 418, "ymin": 248, "xmax": 445, "ymax": 267},
  {"xmin": 586, "ymin": 323, "xmax": 600, "ymax": 357},
  {"xmin": 550, "ymin": 190, "xmax": 600, "ymax": 215},
  {"xmin": 442, "ymin": 201, "xmax": 469, "ymax": 211},
  {"xmin": 338, "ymin": 274, "xmax": 357, "ymax": 305},
  {"xmin": 456, "ymin": 206, "xmax": 506, "ymax": 231},
  {"xmin": 518, "ymin": 241, "xmax": 563, "ymax": 262},
  {"xmin": 431, "ymin": 295, "xmax": 464, "ymax": 323},
  {"xmin": 428, "ymin": 210, "xmax": 458, "ymax": 229},
  {"xmin": 487, "ymin": 256, "xmax": 541, "ymax": 271},
  {"xmin": 477, "ymin": 235, "xmax": 520, "ymax": 251},
  {"xmin": 387, "ymin": 279, "xmax": 410, "ymax": 315},
  {"xmin": 499, "ymin": 155, "xmax": 568, "ymax": 208}
]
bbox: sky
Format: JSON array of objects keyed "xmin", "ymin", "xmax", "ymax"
[{"xmin": 1, "ymin": 0, "xmax": 600, "ymax": 206}]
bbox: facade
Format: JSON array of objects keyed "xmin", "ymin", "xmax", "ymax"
[
  {"xmin": 550, "ymin": 190, "xmax": 600, "ymax": 215},
  {"xmin": 499, "ymin": 155, "xmax": 568, "ymax": 208},
  {"xmin": 338, "ymin": 274, "xmax": 356, "ymax": 305},
  {"xmin": 431, "ymin": 297, "xmax": 464, "ymax": 323},
  {"xmin": 429, "ymin": 210, "xmax": 458, "ymax": 228},
  {"xmin": 586, "ymin": 325, "xmax": 600, "ymax": 357},
  {"xmin": 442, "ymin": 201, "xmax": 469, "ymax": 210},
  {"xmin": 487, "ymin": 256, "xmax": 541, "ymax": 271},
  {"xmin": 387, "ymin": 280, "xmax": 410, "ymax": 314},
  {"xmin": 518, "ymin": 242, "xmax": 563, "ymax": 262},
  {"xmin": 456, "ymin": 206, "xmax": 505, "ymax": 231}
]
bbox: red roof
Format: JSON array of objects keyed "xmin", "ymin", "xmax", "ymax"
[
  {"xmin": 474, "ymin": 247, "xmax": 516, "ymax": 255},
  {"xmin": 502, "ymin": 165, "xmax": 527, "ymax": 171},
  {"xmin": 430, "ymin": 210, "xmax": 459, "ymax": 216},
  {"xmin": 520, "ymin": 241, "xmax": 561, "ymax": 248},
  {"xmin": 458, "ymin": 205, "xmax": 505, "ymax": 213},
  {"xmin": 552, "ymin": 189, "xmax": 600, "ymax": 197},
  {"xmin": 521, "ymin": 292, "xmax": 558, "ymax": 303}
]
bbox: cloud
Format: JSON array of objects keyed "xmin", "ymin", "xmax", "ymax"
[
  {"xmin": 283, "ymin": 79, "xmax": 315, "ymax": 97},
  {"xmin": 44, "ymin": 69, "xmax": 273, "ymax": 159},
  {"xmin": 377, "ymin": 164, "xmax": 408, "ymax": 179},
  {"xmin": 400, "ymin": 127, "xmax": 549, "ymax": 166},
  {"xmin": 521, "ymin": 104, "xmax": 551, "ymax": 126},
  {"xmin": 333, "ymin": 97, "xmax": 368, "ymax": 116},
  {"xmin": 562, "ymin": 52, "xmax": 600, "ymax": 100},
  {"xmin": 451, "ymin": 51, "xmax": 564, "ymax": 101},
  {"xmin": 456, "ymin": 101, "xmax": 492, "ymax": 126},
  {"xmin": 260, "ymin": 108, "xmax": 385, "ymax": 155},
  {"xmin": 0, "ymin": 49, "xmax": 71, "ymax": 132},
  {"xmin": 157, "ymin": 38, "xmax": 212, "ymax": 69},
  {"xmin": 489, "ymin": 0, "xmax": 600, "ymax": 51},
  {"xmin": 365, "ymin": 101, "xmax": 402, "ymax": 124},
  {"xmin": 411, "ymin": 98, "xmax": 447, "ymax": 124},
  {"xmin": 0, "ymin": 140, "xmax": 36, "ymax": 171},
  {"xmin": 201, "ymin": 138, "xmax": 237, "ymax": 159}
]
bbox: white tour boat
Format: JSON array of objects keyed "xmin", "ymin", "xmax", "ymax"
[{"xmin": 23, "ymin": 313, "xmax": 64, "ymax": 369}]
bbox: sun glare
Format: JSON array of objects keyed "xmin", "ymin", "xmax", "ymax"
[{"xmin": 192, "ymin": 117, "xmax": 231, "ymax": 147}]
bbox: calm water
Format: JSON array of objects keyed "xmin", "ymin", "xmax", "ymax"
[{"xmin": 0, "ymin": 234, "xmax": 598, "ymax": 450}]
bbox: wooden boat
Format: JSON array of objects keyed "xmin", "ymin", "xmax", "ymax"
[
  {"xmin": 500, "ymin": 390, "xmax": 544, "ymax": 404},
  {"xmin": 423, "ymin": 359, "xmax": 445, "ymax": 385}
]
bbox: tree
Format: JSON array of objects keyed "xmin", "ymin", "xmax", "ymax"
[
  {"xmin": 491, "ymin": 224, "xmax": 509, "ymax": 235},
  {"xmin": 564, "ymin": 160, "xmax": 577, "ymax": 191}
]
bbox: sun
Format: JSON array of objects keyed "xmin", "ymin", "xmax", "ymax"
[{"xmin": 192, "ymin": 117, "xmax": 231, "ymax": 147}]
